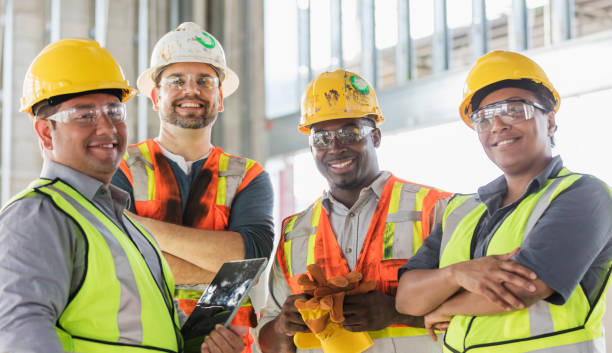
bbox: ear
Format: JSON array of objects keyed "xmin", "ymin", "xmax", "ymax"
[
  {"xmin": 34, "ymin": 119, "xmax": 54, "ymax": 151},
  {"xmin": 217, "ymin": 88, "xmax": 224, "ymax": 113},
  {"xmin": 151, "ymin": 87, "xmax": 161, "ymax": 111},
  {"xmin": 371, "ymin": 127, "xmax": 381, "ymax": 148},
  {"xmin": 546, "ymin": 112, "xmax": 557, "ymax": 137}
]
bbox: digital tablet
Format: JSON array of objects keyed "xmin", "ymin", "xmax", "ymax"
[{"xmin": 181, "ymin": 258, "xmax": 268, "ymax": 340}]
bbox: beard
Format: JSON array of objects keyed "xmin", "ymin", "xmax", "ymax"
[{"xmin": 163, "ymin": 97, "xmax": 218, "ymax": 129}]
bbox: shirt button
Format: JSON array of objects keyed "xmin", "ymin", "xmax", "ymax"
[
  {"xmin": 345, "ymin": 247, "xmax": 352, "ymax": 254},
  {"xmin": 349, "ymin": 212, "xmax": 355, "ymax": 217}
]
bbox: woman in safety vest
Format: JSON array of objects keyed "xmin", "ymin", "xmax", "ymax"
[{"xmin": 395, "ymin": 50, "xmax": 612, "ymax": 353}]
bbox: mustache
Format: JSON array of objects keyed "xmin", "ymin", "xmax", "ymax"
[{"xmin": 172, "ymin": 95, "xmax": 209, "ymax": 107}]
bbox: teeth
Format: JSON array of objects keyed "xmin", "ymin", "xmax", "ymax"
[
  {"xmin": 92, "ymin": 144, "xmax": 114, "ymax": 148},
  {"xmin": 330, "ymin": 160, "xmax": 352, "ymax": 168},
  {"xmin": 179, "ymin": 103, "xmax": 201, "ymax": 108},
  {"xmin": 497, "ymin": 139, "xmax": 515, "ymax": 146}
]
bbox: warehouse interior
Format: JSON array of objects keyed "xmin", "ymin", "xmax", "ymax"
[{"xmin": 0, "ymin": 0, "xmax": 611, "ymax": 350}]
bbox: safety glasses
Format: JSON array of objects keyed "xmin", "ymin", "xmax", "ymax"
[
  {"xmin": 470, "ymin": 99, "xmax": 549, "ymax": 133},
  {"xmin": 160, "ymin": 74, "xmax": 219, "ymax": 92},
  {"xmin": 310, "ymin": 125, "xmax": 375, "ymax": 149},
  {"xmin": 46, "ymin": 102, "xmax": 127, "ymax": 127}
]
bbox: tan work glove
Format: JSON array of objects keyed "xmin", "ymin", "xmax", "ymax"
[{"xmin": 293, "ymin": 264, "xmax": 375, "ymax": 353}]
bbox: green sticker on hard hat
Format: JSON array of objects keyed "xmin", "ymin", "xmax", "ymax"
[
  {"xmin": 196, "ymin": 32, "xmax": 216, "ymax": 49},
  {"xmin": 350, "ymin": 75, "xmax": 369, "ymax": 95}
]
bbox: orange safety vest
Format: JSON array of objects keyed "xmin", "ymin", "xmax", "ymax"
[
  {"xmin": 278, "ymin": 174, "xmax": 451, "ymax": 345},
  {"xmin": 119, "ymin": 140, "xmax": 263, "ymax": 350}
]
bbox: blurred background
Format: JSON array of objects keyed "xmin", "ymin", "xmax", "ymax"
[{"xmin": 1, "ymin": 0, "xmax": 611, "ymax": 348}]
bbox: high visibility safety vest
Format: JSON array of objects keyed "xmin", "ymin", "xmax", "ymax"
[
  {"xmin": 278, "ymin": 174, "xmax": 451, "ymax": 350},
  {"xmin": 439, "ymin": 168, "xmax": 612, "ymax": 353},
  {"xmin": 6, "ymin": 178, "xmax": 182, "ymax": 353},
  {"xmin": 119, "ymin": 140, "xmax": 262, "ymax": 351}
]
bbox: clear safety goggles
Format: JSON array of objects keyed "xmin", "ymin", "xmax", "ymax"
[
  {"xmin": 470, "ymin": 99, "xmax": 549, "ymax": 133},
  {"xmin": 310, "ymin": 125, "xmax": 375, "ymax": 149},
  {"xmin": 46, "ymin": 102, "xmax": 127, "ymax": 126},
  {"xmin": 160, "ymin": 74, "xmax": 219, "ymax": 92}
]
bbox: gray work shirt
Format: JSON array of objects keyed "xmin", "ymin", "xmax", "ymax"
[
  {"xmin": 400, "ymin": 156, "xmax": 612, "ymax": 305},
  {"xmin": 0, "ymin": 161, "xmax": 167, "ymax": 353}
]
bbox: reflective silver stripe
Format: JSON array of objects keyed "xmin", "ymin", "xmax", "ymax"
[
  {"xmin": 388, "ymin": 184, "xmax": 420, "ymax": 259},
  {"xmin": 287, "ymin": 205, "xmax": 316, "ymax": 276},
  {"xmin": 126, "ymin": 145, "xmax": 150, "ymax": 202},
  {"xmin": 523, "ymin": 177, "xmax": 566, "ymax": 240},
  {"xmin": 220, "ymin": 156, "xmax": 247, "ymax": 207},
  {"xmin": 528, "ymin": 301, "xmax": 554, "ymax": 336},
  {"xmin": 439, "ymin": 196, "xmax": 481, "ymax": 257},
  {"xmin": 529, "ymin": 336, "xmax": 605, "ymax": 353},
  {"xmin": 46, "ymin": 184, "xmax": 143, "ymax": 343}
]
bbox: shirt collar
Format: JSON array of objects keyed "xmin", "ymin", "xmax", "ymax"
[
  {"xmin": 477, "ymin": 155, "xmax": 564, "ymax": 211},
  {"xmin": 40, "ymin": 160, "xmax": 129, "ymax": 206},
  {"xmin": 321, "ymin": 171, "xmax": 391, "ymax": 212}
]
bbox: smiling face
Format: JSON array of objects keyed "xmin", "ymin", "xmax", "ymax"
[
  {"xmin": 310, "ymin": 118, "xmax": 381, "ymax": 197},
  {"xmin": 152, "ymin": 62, "xmax": 224, "ymax": 129},
  {"xmin": 476, "ymin": 87, "xmax": 556, "ymax": 177},
  {"xmin": 34, "ymin": 93, "xmax": 127, "ymax": 185}
]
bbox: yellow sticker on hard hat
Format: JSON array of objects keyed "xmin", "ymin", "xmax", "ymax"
[
  {"xmin": 349, "ymin": 75, "xmax": 370, "ymax": 95},
  {"xmin": 196, "ymin": 32, "xmax": 215, "ymax": 49}
]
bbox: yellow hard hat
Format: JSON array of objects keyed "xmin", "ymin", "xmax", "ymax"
[
  {"xmin": 459, "ymin": 50, "xmax": 560, "ymax": 129},
  {"xmin": 299, "ymin": 69, "xmax": 384, "ymax": 135},
  {"xmin": 21, "ymin": 38, "xmax": 136, "ymax": 117}
]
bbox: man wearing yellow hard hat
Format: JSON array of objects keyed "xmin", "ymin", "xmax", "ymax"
[
  {"xmin": 396, "ymin": 50, "xmax": 612, "ymax": 353},
  {"xmin": 258, "ymin": 69, "xmax": 451, "ymax": 353},
  {"xmin": 0, "ymin": 39, "xmax": 185, "ymax": 352},
  {"xmin": 110, "ymin": 22, "xmax": 273, "ymax": 352}
]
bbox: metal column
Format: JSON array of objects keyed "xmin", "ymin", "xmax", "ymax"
[
  {"xmin": 95, "ymin": 0, "xmax": 109, "ymax": 46},
  {"xmin": 551, "ymin": 0, "xmax": 574, "ymax": 43},
  {"xmin": 1, "ymin": 0, "xmax": 13, "ymax": 204},
  {"xmin": 360, "ymin": 0, "xmax": 376, "ymax": 87},
  {"xmin": 330, "ymin": 0, "xmax": 343, "ymax": 69},
  {"xmin": 50, "ymin": 0, "xmax": 61, "ymax": 42},
  {"xmin": 137, "ymin": 0, "xmax": 149, "ymax": 141},
  {"xmin": 471, "ymin": 0, "xmax": 487, "ymax": 60},
  {"xmin": 170, "ymin": 0, "xmax": 179, "ymax": 29},
  {"xmin": 396, "ymin": 0, "xmax": 413, "ymax": 83},
  {"xmin": 433, "ymin": 0, "xmax": 450, "ymax": 73},
  {"xmin": 297, "ymin": 0, "xmax": 311, "ymax": 93},
  {"xmin": 511, "ymin": 0, "xmax": 529, "ymax": 50}
]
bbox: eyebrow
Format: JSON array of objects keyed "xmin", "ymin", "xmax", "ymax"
[{"xmin": 165, "ymin": 73, "xmax": 215, "ymax": 78}]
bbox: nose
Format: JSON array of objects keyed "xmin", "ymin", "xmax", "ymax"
[
  {"xmin": 327, "ymin": 134, "xmax": 347, "ymax": 153},
  {"xmin": 182, "ymin": 78, "xmax": 201, "ymax": 94},
  {"xmin": 489, "ymin": 115, "xmax": 510, "ymax": 133},
  {"xmin": 96, "ymin": 113, "xmax": 118, "ymax": 134}
]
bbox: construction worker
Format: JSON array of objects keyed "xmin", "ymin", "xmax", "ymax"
[
  {"xmin": 111, "ymin": 22, "xmax": 274, "ymax": 351},
  {"xmin": 258, "ymin": 69, "xmax": 452, "ymax": 353},
  {"xmin": 0, "ymin": 38, "xmax": 186, "ymax": 352},
  {"xmin": 396, "ymin": 50, "xmax": 612, "ymax": 353},
  {"xmin": 0, "ymin": 38, "xmax": 245, "ymax": 353}
]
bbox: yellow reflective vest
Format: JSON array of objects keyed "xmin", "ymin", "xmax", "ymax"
[
  {"xmin": 439, "ymin": 169, "xmax": 610, "ymax": 353},
  {"xmin": 9, "ymin": 179, "xmax": 183, "ymax": 352}
]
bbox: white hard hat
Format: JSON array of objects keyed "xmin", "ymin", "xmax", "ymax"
[{"xmin": 137, "ymin": 22, "xmax": 239, "ymax": 99}]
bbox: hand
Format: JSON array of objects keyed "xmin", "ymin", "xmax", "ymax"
[
  {"xmin": 275, "ymin": 294, "xmax": 311, "ymax": 336},
  {"xmin": 342, "ymin": 290, "xmax": 396, "ymax": 332},
  {"xmin": 182, "ymin": 305, "xmax": 230, "ymax": 341},
  {"xmin": 201, "ymin": 325, "xmax": 249, "ymax": 353},
  {"xmin": 424, "ymin": 308, "xmax": 451, "ymax": 342},
  {"xmin": 451, "ymin": 248, "xmax": 537, "ymax": 310}
]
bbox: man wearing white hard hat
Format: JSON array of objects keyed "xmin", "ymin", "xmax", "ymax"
[{"xmin": 112, "ymin": 22, "xmax": 274, "ymax": 353}]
